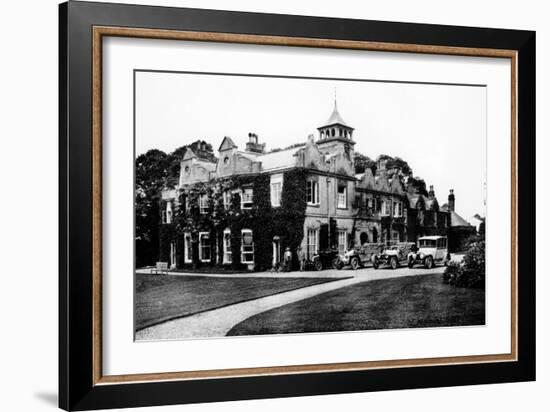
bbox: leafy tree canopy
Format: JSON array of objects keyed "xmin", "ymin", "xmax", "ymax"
[
  {"xmin": 377, "ymin": 154, "xmax": 413, "ymax": 176},
  {"xmin": 354, "ymin": 153, "xmax": 413, "ymax": 176},
  {"xmin": 136, "ymin": 149, "xmax": 169, "ymax": 198},
  {"xmin": 407, "ymin": 176, "xmax": 429, "ymax": 196},
  {"xmin": 166, "ymin": 140, "xmax": 216, "ymax": 188},
  {"xmin": 354, "ymin": 152, "xmax": 377, "ymax": 174}
]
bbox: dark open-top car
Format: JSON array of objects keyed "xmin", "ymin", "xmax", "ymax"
[{"xmin": 308, "ymin": 249, "xmax": 342, "ymax": 271}]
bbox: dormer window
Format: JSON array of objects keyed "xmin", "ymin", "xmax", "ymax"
[{"xmin": 223, "ymin": 156, "xmax": 230, "ymax": 165}]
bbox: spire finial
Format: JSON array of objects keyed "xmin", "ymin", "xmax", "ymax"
[{"xmin": 334, "ymin": 87, "xmax": 338, "ymax": 110}]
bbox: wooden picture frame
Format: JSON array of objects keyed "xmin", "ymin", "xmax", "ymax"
[{"xmin": 59, "ymin": 1, "xmax": 535, "ymax": 410}]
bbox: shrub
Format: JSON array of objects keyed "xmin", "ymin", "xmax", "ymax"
[
  {"xmin": 442, "ymin": 261, "xmax": 461, "ymax": 284},
  {"xmin": 443, "ymin": 240, "xmax": 485, "ymax": 289}
]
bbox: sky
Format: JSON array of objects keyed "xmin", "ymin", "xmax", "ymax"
[{"xmin": 135, "ymin": 71, "xmax": 486, "ymax": 223}]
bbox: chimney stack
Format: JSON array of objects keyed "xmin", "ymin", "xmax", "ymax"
[
  {"xmin": 448, "ymin": 189, "xmax": 455, "ymax": 212},
  {"xmin": 245, "ymin": 132, "xmax": 266, "ymax": 154},
  {"xmin": 428, "ymin": 185, "xmax": 435, "ymax": 199}
]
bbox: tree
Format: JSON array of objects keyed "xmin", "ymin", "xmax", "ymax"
[
  {"xmin": 165, "ymin": 140, "xmax": 216, "ymax": 188},
  {"xmin": 386, "ymin": 156, "xmax": 412, "ymax": 176},
  {"xmin": 407, "ymin": 176, "xmax": 429, "ymax": 196},
  {"xmin": 354, "ymin": 152, "xmax": 377, "ymax": 174},
  {"xmin": 135, "ymin": 149, "xmax": 169, "ymax": 267}
]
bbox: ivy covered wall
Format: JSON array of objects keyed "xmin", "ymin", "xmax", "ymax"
[{"xmin": 158, "ymin": 168, "xmax": 308, "ymax": 271}]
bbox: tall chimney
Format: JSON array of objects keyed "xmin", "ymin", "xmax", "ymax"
[
  {"xmin": 448, "ymin": 189, "xmax": 455, "ymax": 212},
  {"xmin": 245, "ymin": 132, "xmax": 265, "ymax": 153},
  {"xmin": 428, "ymin": 185, "xmax": 435, "ymax": 199}
]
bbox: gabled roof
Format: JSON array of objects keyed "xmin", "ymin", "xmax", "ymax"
[
  {"xmin": 390, "ymin": 174, "xmax": 405, "ymax": 195},
  {"xmin": 449, "ymin": 211, "xmax": 472, "ymax": 227},
  {"xmin": 182, "ymin": 148, "xmax": 197, "ymax": 160},
  {"xmin": 218, "ymin": 136, "xmax": 238, "ymax": 152},
  {"xmin": 425, "ymin": 197, "xmax": 438, "ymax": 210}
]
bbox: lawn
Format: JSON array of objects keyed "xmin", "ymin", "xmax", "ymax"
[
  {"xmin": 227, "ymin": 273, "xmax": 485, "ymax": 336},
  {"xmin": 135, "ymin": 274, "xmax": 338, "ymax": 331}
]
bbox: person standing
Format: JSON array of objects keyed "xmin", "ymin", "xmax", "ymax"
[
  {"xmin": 297, "ymin": 246, "xmax": 306, "ymax": 271},
  {"xmin": 283, "ymin": 247, "xmax": 292, "ymax": 272}
]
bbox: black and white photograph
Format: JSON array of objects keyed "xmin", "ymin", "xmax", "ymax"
[{"xmin": 134, "ymin": 71, "xmax": 487, "ymax": 341}]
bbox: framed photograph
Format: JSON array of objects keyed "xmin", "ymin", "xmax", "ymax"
[{"xmin": 59, "ymin": 1, "xmax": 535, "ymax": 410}]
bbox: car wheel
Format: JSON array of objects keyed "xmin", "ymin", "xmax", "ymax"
[
  {"xmin": 425, "ymin": 256, "xmax": 434, "ymax": 269},
  {"xmin": 372, "ymin": 259, "xmax": 379, "ymax": 269},
  {"xmin": 332, "ymin": 258, "xmax": 342, "ymax": 270},
  {"xmin": 350, "ymin": 257, "xmax": 360, "ymax": 270},
  {"xmin": 314, "ymin": 260, "xmax": 323, "ymax": 271},
  {"xmin": 408, "ymin": 258, "xmax": 414, "ymax": 268},
  {"xmin": 390, "ymin": 256, "xmax": 398, "ymax": 270}
]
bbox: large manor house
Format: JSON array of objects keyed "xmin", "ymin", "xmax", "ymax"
[{"xmin": 158, "ymin": 100, "xmax": 475, "ymax": 270}]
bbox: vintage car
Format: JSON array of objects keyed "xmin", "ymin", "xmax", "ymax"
[
  {"xmin": 407, "ymin": 235, "xmax": 450, "ymax": 269},
  {"xmin": 341, "ymin": 243, "xmax": 384, "ymax": 270},
  {"xmin": 372, "ymin": 242, "xmax": 415, "ymax": 270},
  {"xmin": 309, "ymin": 249, "xmax": 342, "ymax": 271}
]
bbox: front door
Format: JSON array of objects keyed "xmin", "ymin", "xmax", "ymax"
[
  {"xmin": 319, "ymin": 224, "xmax": 329, "ymax": 251},
  {"xmin": 372, "ymin": 227, "xmax": 378, "ymax": 243}
]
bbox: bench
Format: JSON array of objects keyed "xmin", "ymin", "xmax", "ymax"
[{"xmin": 152, "ymin": 262, "xmax": 169, "ymax": 275}]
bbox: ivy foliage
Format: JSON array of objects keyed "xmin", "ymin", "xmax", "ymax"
[
  {"xmin": 161, "ymin": 168, "xmax": 308, "ymax": 271},
  {"xmin": 135, "ymin": 149, "xmax": 169, "ymax": 267}
]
